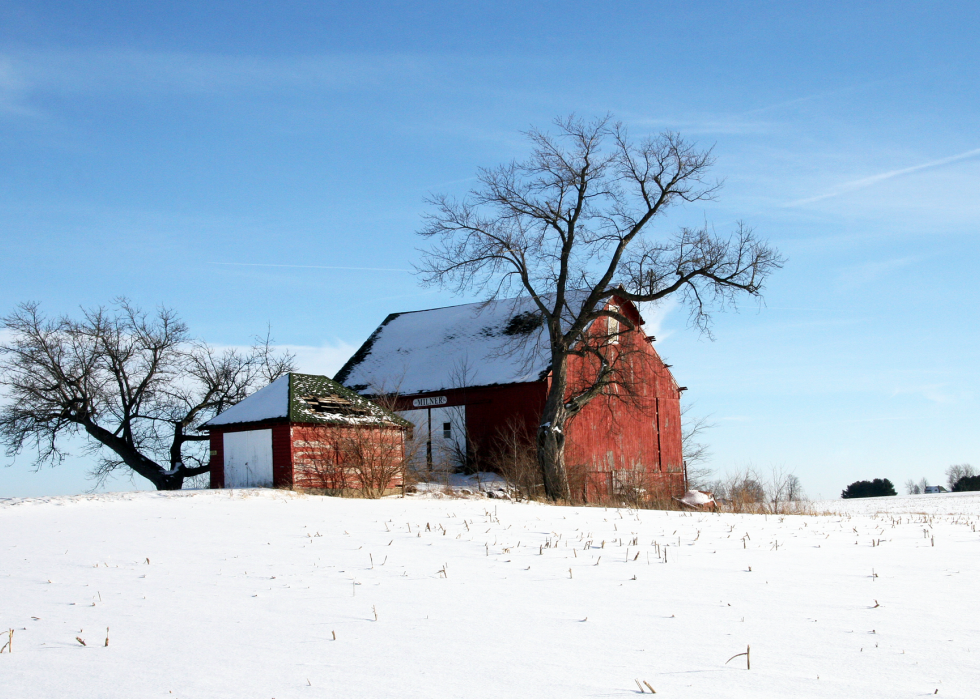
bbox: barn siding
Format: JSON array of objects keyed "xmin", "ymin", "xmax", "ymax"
[
  {"xmin": 208, "ymin": 431, "xmax": 223, "ymax": 489},
  {"xmin": 560, "ymin": 297, "xmax": 685, "ymax": 501},
  {"xmin": 291, "ymin": 423, "xmax": 405, "ymax": 492},
  {"xmin": 271, "ymin": 424, "xmax": 293, "ymax": 487},
  {"xmin": 393, "ymin": 383, "xmax": 547, "ymax": 470}
]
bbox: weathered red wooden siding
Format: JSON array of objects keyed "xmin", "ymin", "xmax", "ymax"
[
  {"xmin": 271, "ymin": 424, "xmax": 293, "ymax": 487},
  {"xmin": 208, "ymin": 431, "xmax": 223, "ymax": 489},
  {"xmin": 290, "ymin": 423, "xmax": 406, "ymax": 491},
  {"xmin": 561, "ymin": 297, "xmax": 685, "ymax": 501}
]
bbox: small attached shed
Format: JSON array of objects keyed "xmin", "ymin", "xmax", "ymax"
[{"xmin": 203, "ymin": 372, "xmax": 410, "ymax": 494}]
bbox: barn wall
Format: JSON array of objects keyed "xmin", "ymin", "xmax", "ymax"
[
  {"xmin": 561, "ymin": 298, "xmax": 685, "ymax": 501},
  {"xmin": 392, "ymin": 383, "xmax": 547, "ymax": 472},
  {"xmin": 209, "ymin": 431, "xmax": 223, "ymax": 489},
  {"xmin": 271, "ymin": 424, "xmax": 293, "ymax": 487}
]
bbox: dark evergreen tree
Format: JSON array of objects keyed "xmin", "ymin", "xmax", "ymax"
[
  {"xmin": 841, "ymin": 478, "xmax": 897, "ymax": 499},
  {"xmin": 952, "ymin": 475, "xmax": 980, "ymax": 492}
]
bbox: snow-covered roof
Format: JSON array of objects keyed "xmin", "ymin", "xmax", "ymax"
[
  {"xmin": 335, "ymin": 292, "xmax": 623, "ymax": 395},
  {"xmin": 204, "ymin": 374, "xmax": 290, "ymax": 426},
  {"xmin": 203, "ymin": 373, "xmax": 408, "ymax": 429}
]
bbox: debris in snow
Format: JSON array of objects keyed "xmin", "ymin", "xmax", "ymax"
[{"xmin": 676, "ymin": 490, "xmax": 716, "ymax": 510}]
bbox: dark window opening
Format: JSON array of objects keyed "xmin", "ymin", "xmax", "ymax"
[{"xmin": 299, "ymin": 393, "xmax": 369, "ymax": 417}]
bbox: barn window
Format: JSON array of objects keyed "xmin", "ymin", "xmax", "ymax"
[
  {"xmin": 443, "ymin": 422, "xmax": 452, "ymax": 439},
  {"xmin": 608, "ymin": 308, "xmax": 619, "ymax": 344}
]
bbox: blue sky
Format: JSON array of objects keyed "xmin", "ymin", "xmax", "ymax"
[{"xmin": 1, "ymin": 1, "xmax": 978, "ymax": 499}]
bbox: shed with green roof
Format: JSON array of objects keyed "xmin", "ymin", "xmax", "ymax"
[{"xmin": 202, "ymin": 373, "xmax": 409, "ymax": 495}]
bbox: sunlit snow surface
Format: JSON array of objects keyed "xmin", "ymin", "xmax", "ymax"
[{"xmin": 2, "ymin": 490, "xmax": 978, "ymax": 698}]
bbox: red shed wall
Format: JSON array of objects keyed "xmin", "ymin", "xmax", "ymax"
[
  {"xmin": 290, "ymin": 423, "xmax": 406, "ymax": 491},
  {"xmin": 209, "ymin": 421, "xmax": 405, "ymax": 492}
]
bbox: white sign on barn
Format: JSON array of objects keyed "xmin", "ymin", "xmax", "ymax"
[{"xmin": 412, "ymin": 395, "xmax": 448, "ymax": 407}]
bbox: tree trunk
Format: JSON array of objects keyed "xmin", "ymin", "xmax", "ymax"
[
  {"xmin": 156, "ymin": 474, "xmax": 186, "ymax": 491},
  {"xmin": 537, "ymin": 353, "xmax": 572, "ymax": 501}
]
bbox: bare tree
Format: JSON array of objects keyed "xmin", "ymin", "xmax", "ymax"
[
  {"xmin": 946, "ymin": 463, "xmax": 975, "ymax": 491},
  {"xmin": 332, "ymin": 425, "xmax": 408, "ymax": 499},
  {"xmin": 489, "ymin": 416, "xmax": 541, "ymax": 501},
  {"xmin": 785, "ymin": 473, "xmax": 803, "ymax": 501},
  {"xmin": 681, "ymin": 401, "xmax": 713, "ymax": 490},
  {"xmin": 0, "ymin": 300, "xmax": 294, "ymax": 490},
  {"xmin": 762, "ymin": 466, "xmax": 805, "ymax": 512},
  {"xmin": 418, "ymin": 114, "xmax": 783, "ymax": 500},
  {"xmin": 904, "ymin": 478, "xmax": 917, "ymax": 495},
  {"xmin": 714, "ymin": 468, "xmax": 767, "ymax": 513}
]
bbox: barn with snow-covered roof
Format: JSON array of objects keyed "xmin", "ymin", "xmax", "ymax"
[
  {"xmin": 334, "ymin": 294, "xmax": 686, "ymax": 501},
  {"xmin": 203, "ymin": 373, "xmax": 409, "ymax": 494}
]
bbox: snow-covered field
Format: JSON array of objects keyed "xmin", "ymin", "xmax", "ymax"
[{"xmin": 2, "ymin": 490, "xmax": 978, "ymax": 698}]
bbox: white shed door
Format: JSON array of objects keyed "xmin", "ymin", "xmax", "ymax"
[{"xmin": 223, "ymin": 429, "xmax": 274, "ymax": 488}]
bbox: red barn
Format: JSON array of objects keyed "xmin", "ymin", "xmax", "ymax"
[
  {"xmin": 203, "ymin": 372, "xmax": 409, "ymax": 495},
  {"xmin": 334, "ymin": 294, "xmax": 686, "ymax": 501}
]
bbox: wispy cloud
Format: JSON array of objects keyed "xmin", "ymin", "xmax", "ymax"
[
  {"xmin": 740, "ymin": 77, "xmax": 895, "ymax": 118},
  {"xmin": 626, "ymin": 79, "xmax": 892, "ymax": 137},
  {"xmin": 627, "ymin": 114, "xmax": 774, "ymax": 136},
  {"xmin": 635, "ymin": 296, "xmax": 679, "ymax": 342},
  {"xmin": 213, "ymin": 339, "xmax": 358, "ymax": 377},
  {"xmin": 0, "ymin": 48, "xmax": 442, "ymax": 116},
  {"xmin": 286, "ymin": 341, "xmax": 359, "ymax": 376},
  {"xmin": 890, "ymin": 383, "xmax": 969, "ymax": 405},
  {"xmin": 834, "ymin": 256, "xmax": 917, "ymax": 292},
  {"xmin": 0, "ymin": 56, "xmax": 41, "ymax": 117},
  {"xmin": 49, "ymin": 50, "xmax": 433, "ymax": 93},
  {"xmin": 209, "ymin": 262, "xmax": 412, "ymax": 273},
  {"xmin": 786, "ymin": 147, "xmax": 980, "ymax": 207}
]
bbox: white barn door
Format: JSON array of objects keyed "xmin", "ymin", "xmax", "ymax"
[
  {"xmin": 399, "ymin": 405, "xmax": 466, "ymax": 475},
  {"xmin": 222, "ymin": 429, "xmax": 274, "ymax": 487}
]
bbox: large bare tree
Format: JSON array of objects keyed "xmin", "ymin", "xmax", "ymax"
[
  {"xmin": 417, "ymin": 115, "xmax": 784, "ymax": 501},
  {"xmin": 0, "ymin": 300, "xmax": 294, "ymax": 490}
]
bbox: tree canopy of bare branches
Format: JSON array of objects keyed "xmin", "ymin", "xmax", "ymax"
[
  {"xmin": 0, "ymin": 300, "xmax": 294, "ymax": 490},
  {"xmin": 417, "ymin": 115, "xmax": 784, "ymax": 501}
]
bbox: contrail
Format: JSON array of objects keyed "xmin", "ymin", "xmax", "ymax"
[
  {"xmin": 209, "ymin": 262, "xmax": 412, "ymax": 272},
  {"xmin": 787, "ymin": 146, "xmax": 980, "ymax": 206}
]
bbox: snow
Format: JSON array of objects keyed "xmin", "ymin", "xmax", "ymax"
[
  {"xmin": 814, "ymin": 491, "xmax": 980, "ymax": 516},
  {"xmin": 203, "ymin": 374, "xmax": 290, "ymax": 426},
  {"xmin": 337, "ymin": 292, "xmax": 602, "ymax": 395},
  {"xmin": 2, "ymin": 490, "xmax": 979, "ymax": 698},
  {"xmin": 678, "ymin": 490, "xmax": 715, "ymax": 506}
]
